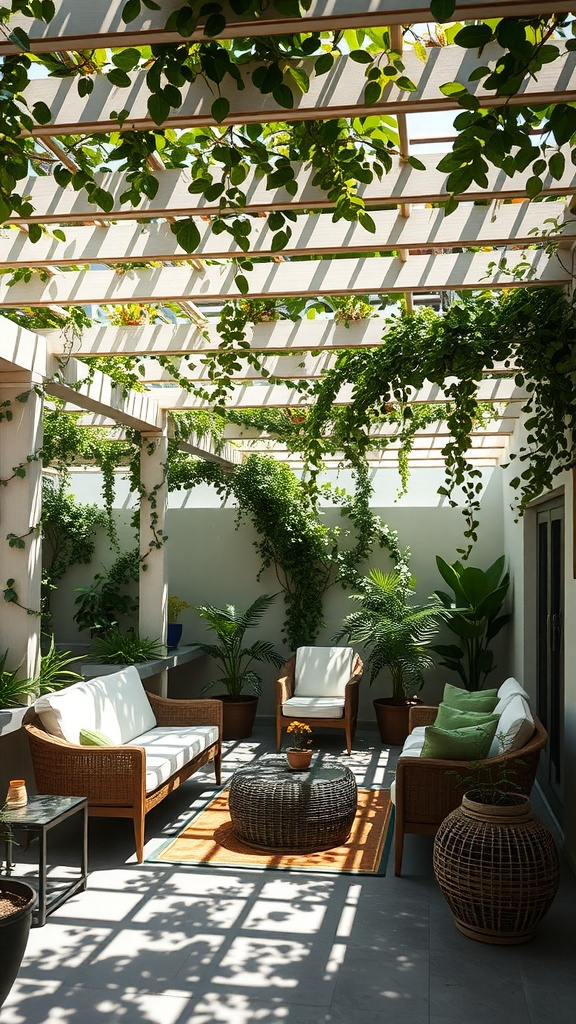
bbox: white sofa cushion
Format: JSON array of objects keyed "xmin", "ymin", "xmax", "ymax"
[
  {"xmin": 282, "ymin": 695, "xmax": 345, "ymax": 719},
  {"xmin": 495, "ymin": 677, "xmax": 529, "ymax": 713},
  {"xmin": 130, "ymin": 725, "xmax": 219, "ymax": 793},
  {"xmin": 294, "ymin": 646, "xmax": 354, "ymax": 698},
  {"xmin": 34, "ymin": 666, "xmax": 157, "ymax": 745},
  {"xmin": 488, "ymin": 693, "xmax": 535, "ymax": 757}
]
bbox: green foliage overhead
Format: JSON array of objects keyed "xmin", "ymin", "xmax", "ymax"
[{"xmin": 432, "ymin": 554, "xmax": 511, "ymax": 692}]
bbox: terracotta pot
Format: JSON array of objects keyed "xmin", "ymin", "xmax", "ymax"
[
  {"xmin": 286, "ymin": 749, "xmax": 313, "ymax": 771},
  {"xmin": 433, "ymin": 793, "xmax": 559, "ymax": 944},
  {"xmin": 373, "ymin": 697, "xmax": 422, "ymax": 745},
  {"xmin": 0, "ymin": 879, "xmax": 35, "ymax": 1008},
  {"xmin": 217, "ymin": 694, "xmax": 259, "ymax": 740}
]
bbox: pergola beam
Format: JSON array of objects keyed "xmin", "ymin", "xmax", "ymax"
[
  {"xmin": 0, "ymin": 1, "xmax": 563, "ymax": 54},
  {"xmin": 2, "ymin": 203, "xmax": 572, "ymax": 267},
  {"xmin": 0, "ymin": 251, "xmax": 568, "ymax": 308},
  {"xmin": 149, "ymin": 378, "xmax": 528, "ymax": 411},
  {"xmin": 44, "ymin": 355, "xmax": 167, "ymax": 432},
  {"xmin": 21, "ymin": 46, "xmax": 576, "ymax": 136}
]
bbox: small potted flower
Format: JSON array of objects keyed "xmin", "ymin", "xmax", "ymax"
[
  {"xmin": 167, "ymin": 595, "xmax": 191, "ymax": 650},
  {"xmin": 285, "ymin": 721, "xmax": 313, "ymax": 771}
]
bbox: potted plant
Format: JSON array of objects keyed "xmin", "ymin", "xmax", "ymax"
[
  {"xmin": 0, "ymin": 809, "xmax": 36, "ymax": 1009},
  {"xmin": 433, "ymin": 758, "xmax": 559, "ymax": 944},
  {"xmin": 334, "ymin": 569, "xmax": 443, "ymax": 745},
  {"xmin": 0, "ymin": 651, "xmax": 38, "ymax": 710},
  {"xmin": 167, "ymin": 595, "xmax": 191, "ymax": 650},
  {"xmin": 432, "ymin": 555, "xmax": 511, "ymax": 691},
  {"xmin": 285, "ymin": 721, "xmax": 313, "ymax": 770},
  {"xmin": 192, "ymin": 594, "xmax": 284, "ymax": 740}
]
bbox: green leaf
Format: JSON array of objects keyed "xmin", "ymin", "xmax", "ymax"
[
  {"xmin": 122, "ymin": 0, "xmax": 141, "ymax": 23},
  {"xmin": 272, "ymin": 83, "xmax": 294, "ymax": 109},
  {"xmin": 107, "ymin": 68, "xmax": 132, "ymax": 88},
  {"xmin": 112, "ymin": 48, "xmax": 142, "ymax": 71},
  {"xmin": 148, "ymin": 91, "xmax": 170, "ymax": 126},
  {"xmin": 430, "ymin": 0, "xmax": 455, "ymax": 19},
  {"xmin": 171, "ymin": 218, "xmax": 201, "ymax": 253},
  {"xmin": 88, "ymin": 187, "xmax": 114, "ymax": 213},
  {"xmin": 8, "ymin": 26, "xmax": 30, "ymax": 50},
  {"xmin": 549, "ymin": 151, "xmax": 565, "ymax": 181},
  {"xmin": 78, "ymin": 77, "xmax": 94, "ymax": 98},
  {"xmin": 28, "ymin": 223, "xmax": 42, "ymax": 243},
  {"xmin": 235, "ymin": 274, "xmax": 249, "ymax": 295},
  {"xmin": 439, "ymin": 81, "xmax": 467, "ymax": 97},
  {"xmin": 396, "ymin": 76, "xmax": 417, "ymax": 92},
  {"xmin": 32, "ymin": 101, "xmax": 52, "ymax": 126},
  {"xmin": 364, "ymin": 80, "xmax": 382, "ymax": 105},
  {"xmin": 454, "ymin": 24, "xmax": 494, "ymax": 49},
  {"xmin": 315, "ymin": 52, "xmax": 334, "ymax": 76},
  {"xmin": 526, "ymin": 175, "xmax": 543, "ymax": 199},
  {"xmin": 205, "ymin": 13, "xmax": 226, "ymax": 36},
  {"xmin": 349, "ymin": 50, "xmax": 373, "ymax": 64},
  {"xmin": 271, "ymin": 230, "xmax": 289, "ymax": 252},
  {"xmin": 211, "ymin": 96, "xmax": 230, "ymax": 123}
]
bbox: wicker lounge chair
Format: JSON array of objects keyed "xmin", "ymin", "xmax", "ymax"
[{"xmin": 275, "ymin": 646, "xmax": 363, "ymax": 755}]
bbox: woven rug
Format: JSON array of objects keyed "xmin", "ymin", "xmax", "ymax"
[{"xmin": 149, "ymin": 787, "xmax": 393, "ymax": 875}]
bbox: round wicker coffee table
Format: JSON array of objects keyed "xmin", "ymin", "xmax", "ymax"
[{"xmin": 228, "ymin": 755, "xmax": 357, "ymax": 852}]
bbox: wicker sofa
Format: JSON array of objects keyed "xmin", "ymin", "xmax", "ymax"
[
  {"xmin": 393, "ymin": 703, "xmax": 548, "ymax": 877},
  {"xmin": 23, "ymin": 667, "xmax": 222, "ymax": 862}
]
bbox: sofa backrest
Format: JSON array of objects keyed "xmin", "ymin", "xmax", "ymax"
[{"xmin": 34, "ymin": 666, "xmax": 157, "ymax": 745}]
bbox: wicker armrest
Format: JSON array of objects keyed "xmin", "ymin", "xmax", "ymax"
[
  {"xmin": 409, "ymin": 705, "xmax": 438, "ymax": 730},
  {"xmin": 146, "ymin": 694, "xmax": 223, "ymax": 731},
  {"xmin": 275, "ymin": 656, "xmax": 296, "ymax": 704}
]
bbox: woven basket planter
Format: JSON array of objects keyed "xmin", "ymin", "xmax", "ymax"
[{"xmin": 433, "ymin": 793, "xmax": 559, "ymax": 945}]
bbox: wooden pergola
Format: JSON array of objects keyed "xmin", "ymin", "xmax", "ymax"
[{"xmin": 1, "ymin": 1, "xmax": 573, "ymax": 688}]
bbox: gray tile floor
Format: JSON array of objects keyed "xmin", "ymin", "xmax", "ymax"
[{"xmin": 2, "ymin": 726, "xmax": 575, "ymax": 1024}]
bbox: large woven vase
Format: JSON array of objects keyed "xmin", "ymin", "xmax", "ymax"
[{"xmin": 433, "ymin": 793, "xmax": 559, "ymax": 945}]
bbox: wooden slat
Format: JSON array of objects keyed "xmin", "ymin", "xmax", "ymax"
[
  {"xmin": 222, "ymin": 417, "xmax": 519, "ymax": 441},
  {"xmin": 239, "ymin": 435, "xmax": 509, "ymax": 452},
  {"xmin": 44, "ymin": 356, "xmax": 166, "ymax": 432},
  {"xmin": 2, "ymin": 202, "xmax": 571, "ymax": 267},
  {"xmin": 0, "ymin": 251, "xmax": 567, "ymax": 307},
  {"xmin": 149, "ymin": 378, "xmax": 528, "ymax": 411},
  {"xmin": 9, "ymin": 154, "xmax": 576, "ymax": 226},
  {"xmin": 21, "ymin": 46, "xmax": 576, "ymax": 136},
  {"xmin": 0, "ymin": 1, "xmax": 563, "ymax": 54},
  {"xmin": 178, "ymin": 433, "xmax": 242, "ymax": 467}
]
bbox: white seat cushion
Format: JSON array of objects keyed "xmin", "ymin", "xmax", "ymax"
[
  {"xmin": 34, "ymin": 666, "xmax": 157, "ymax": 745},
  {"xmin": 390, "ymin": 779, "xmax": 396, "ymax": 805},
  {"xmin": 488, "ymin": 694, "xmax": 535, "ymax": 757},
  {"xmin": 294, "ymin": 646, "xmax": 354, "ymax": 698},
  {"xmin": 282, "ymin": 696, "xmax": 345, "ymax": 719},
  {"xmin": 130, "ymin": 726, "xmax": 219, "ymax": 793}
]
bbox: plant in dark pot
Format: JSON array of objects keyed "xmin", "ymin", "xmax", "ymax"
[
  {"xmin": 167, "ymin": 595, "xmax": 191, "ymax": 651},
  {"xmin": 432, "ymin": 555, "xmax": 510, "ymax": 691},
  {"xmin": 192, "ymin": 594, "xmax": 284, "ymax": 740},
  {"xmin": 0, "ymin": 809, "xmax": 36, "ymax": 1008},
  {"xmin": 334, "ymin": 569, "xmax": 443, "ymax": 745}
]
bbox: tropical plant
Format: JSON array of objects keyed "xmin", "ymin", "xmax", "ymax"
[
  {"xmin": 37, "ymin": 635, "xmax": 84, "ymax": 694},
  {"xmin": 333, "ymin": 570, "xmax": 444, "ymax": 704},
  {"xmin": 432, "ymin": 555, "xmax": 511, "ymax": 692},
  {"xmin": 0, "ymin": 651, "xmax": 37, "ymax": 709},
  {"xmin": 73, "ymin": 549, "xmax": 139, "ymax": 635},
  {"xmin": 167, "ymin": 595, "xmax": 191, "ymax": 624},
  {"xmin": 192, "ymin": 594, "xmax": 284, "ymax": 698},
  {"xmin": 89, "ymin": 630, "xmax": 165, "ymax": 665}
]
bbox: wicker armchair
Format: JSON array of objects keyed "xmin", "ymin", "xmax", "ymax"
[
  {"xmin": 394, "ymin": 705, "xmax": 548, "ymax": 876},
  {"xmin": 24, "ymin": 693, "xmax": 222, "ymax": 863},
  {"xmin": 275, "ymin": 649, "xmax": 363, "ymax": 755}
]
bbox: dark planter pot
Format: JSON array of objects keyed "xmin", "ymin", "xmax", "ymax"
[
  {"xmin": 373, "ymin": 697, "xmax": 422, "ymax": 746},
  {"xmin": 0, "ymin": 879, "xmax": 36, "ymax": 1008},
  {"xmin": 217, "ymin": 694, "xmax": 259, "ymax": 740},
  {"xmin": 167, "ymin": 623, "xmax": 183, "ymax": 650}
]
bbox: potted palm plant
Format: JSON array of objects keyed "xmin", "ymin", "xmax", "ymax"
[
  {"xmin": 334, "ymin": 569, "xmax": 443, "ymax": 745},
  {"xmin": 192, "ymin": 594, "xmax": 284, "ymax": 739}
]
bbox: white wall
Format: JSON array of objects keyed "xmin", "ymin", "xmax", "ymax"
[{"xmin": 50, "ymin": 464, "xmax": 508, "ymax": 722}]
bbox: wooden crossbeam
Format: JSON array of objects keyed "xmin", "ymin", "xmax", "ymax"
[
  {"xmin": 9, "ymin": 154, "xmax": 576, "ymax": 227},
  {"xmin": 2, "ymin": 202, "xmax": 571, "ymax": 267},
  {"xmin": 0, "ymin": 1, "xmax": 563, "ymax": 54},
  {"xmin": 222, "ymin": 417, "xmax": 519, "ymax": 441},
  {"xmin": 44, "ymin": 356, "xmax": 166, "ymax": 432},
  {"xmin": 239, "ymin": 435, "xmax": 509, "ymax": 452},
  {"xmin": 21, "ymin": 46, "xmax": 576, "ymax": 137},
  {"xmin": 178, "ymin": 432, "xmax": 242, "ymax": 467},
  {"xmin": 0, "ymin": 251, "xmax": 567, "ymax": 308},
  {"xmin": 149, "ymin": 378, "xmax": 528, "ymax": 411}
]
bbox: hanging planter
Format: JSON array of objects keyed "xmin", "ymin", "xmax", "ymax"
[{"xmin": 433, "ymin": 793, "xmax": 559, "ymax": 945}]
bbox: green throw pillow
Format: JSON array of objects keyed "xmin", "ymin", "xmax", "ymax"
[
  {"xmin": 420, "ymin": 721, "xmax": 499, "ymax": 761},
  {"xmin": 79, "ymin": 728, "xmax": 113, "ymax": 747},
  {"xmin": 442, "ymin": 682, "xmax": 498, "ymax": 713},
  {"xmin": 435, "ymin": 702, "xmax": 499, "ymax": 732}
]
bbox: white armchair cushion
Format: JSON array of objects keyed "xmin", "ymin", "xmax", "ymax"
[
  {"xmin": 495, "ymin": 677, "xmax": 529, "ymax": 713},
  {"xmin": 294, "ymin": 646, "xmax": 354, "ymax": 698},
  {"xmin": 34, "ymin": 666, "xmax": 157, "ymax": 745},
  {"xmin": 488, "ymin": 693, "xmax": 535, "ymax": 757},
  {"xmin": 282, "ymin": 696, "xmax": 345, "ymax": 720},
  {"xmin": 130, "ymin": 725, "xmax": 219, "ymax": 793}
]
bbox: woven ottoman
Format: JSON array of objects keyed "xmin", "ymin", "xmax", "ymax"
[{"xmin": 229, "ymin": 755, "xmax": 357, "ymax": 852}]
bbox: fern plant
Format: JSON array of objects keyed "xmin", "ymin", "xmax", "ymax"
[
  {"xmin": 192, "ymin": 594, "xmax": 284, "ymax": 698},
  {"xmin": 90, "ymin": 630, "xmax": 164, "ymax": 665},
  {"xmin": 334, "ymin": 570, "xmax": 444, "ymax": 705}
]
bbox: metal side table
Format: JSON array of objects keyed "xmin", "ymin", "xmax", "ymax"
[{"xmin": 1, "ymin": 794, "xmax": 88, "ymax": 926}]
